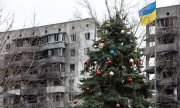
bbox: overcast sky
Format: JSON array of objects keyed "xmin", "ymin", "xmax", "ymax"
[{"xmin": 0, "ymin": 0, "xmax": 179, "ymax": 30}]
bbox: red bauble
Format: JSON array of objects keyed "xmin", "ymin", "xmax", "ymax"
[
  {"xmin": 127, "ymin": 77, "xmax": 133, "ymax": 84},
  {"xmin": 96, "ymin": 70, "xmax": 102, "ymax": 75},
  {"xmin": 107, "ymin": 60, "xmax": 112, "ymax": 64},
  {"xmin": 137, "ymin": 59, "xmax": 143, "ymax": 65},
  {"xmin": 86, "ymin": 87, "xmax": 90, "ymax": 91},
  {"xmin": 101, "ymin": 39, "xmax": 106, "ymax": 43},
  {"xmin": 116, "ymin": 103, "xmax": 121, "ymax": 108}
]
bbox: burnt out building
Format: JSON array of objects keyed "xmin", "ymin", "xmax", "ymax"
[
  {"xmin": 144, "ymin": 5, "xmax": 180, "ymax": 108},
  {"xmin": 0, "ymin": 18, "xmax": 95, "ymax": 108}
]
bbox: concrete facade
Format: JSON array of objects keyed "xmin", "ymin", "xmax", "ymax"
[
  {"xmin": 145, "ymin": 5, "xmax": 180, "ymax": 108},
  {"xmin": 0, "ymin": 18, "xmax": 95, "ymax": 108}
]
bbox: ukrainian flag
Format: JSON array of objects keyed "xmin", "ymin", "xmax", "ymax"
[{"xmin": 139, "ymin": 1, "xmax": 156, "ymax": 25}]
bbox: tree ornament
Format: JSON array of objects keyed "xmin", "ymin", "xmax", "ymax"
[
  {"xmin": 134, "ymin": 48, "xmax": 138, "ymax": 53},
  {"xmin": 137, "ymin": 59, "xmax": 143, "ymax": 65},
  {"xmin": 94, "ymin": 61, "xmax": 98, "ymax": 64},
  {"xmin": 86, "ymin": 87, "xmax": 90, "ymax": 91},
  {"xmin": 127, "ymin": 31, "xmax": 131, "ymax": 34},
  {"xmin": 109, "ymin": 49, "xmax": 115, "ymax": 54},
  {"xmin": 116, "ymin": 103, "xmax": 121, "ymax": 108},
  {"xmin": 109, "ymin": 71, "xmax": 114, "ymax": 76},
  {"xmin": 96, "ymin": 70, "xmax": 102, "ymax": 75},
  {"xmin": 128, "ymin": 77, "xmax": 133, "ymax": 84},
  {"xmin": 129, "ymin": 58, "xmax": 134, "ymax": 64},
  {"xmin": 99, "ymin": 43, "xmax": 105, "ymax": 47},
  {"xmin": 101, "ymin": 39, "xmax": 106, "ymax": 43},
  {"xmin": 93, "ymin": 45, "xmax": 98, "ymax": 48},
  {"xmin": 80, "ymin": 78, "xmax": 85, "ymax": 82},
  {"xmin": 143, "ymin": 79, "xmax": 147, "ymax": 83},
  {"xmin": 73, "ymin": 100, "xmax": 78, "ymax": 104},
  {"xmin": 121, "ymin": 30, "xmax": 125, "ymax": 34},
  {"xmin": 107, "ymin": 60, "xmax": 112, "ymax": 64}
]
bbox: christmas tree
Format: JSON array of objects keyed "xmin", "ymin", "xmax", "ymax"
[{"xmin": 74, "ymin": 14, "xmax": 152, "ymax": 108}]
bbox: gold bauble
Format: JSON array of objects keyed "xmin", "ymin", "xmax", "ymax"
[
  {"xmin": 134, "ymin": 48, "xmax": 138, "ymax": 53},
  {"xmin": 129, "ymin": 58, "xmax": 134, "ymax": 64},
  {"xmin": 109, "ymin": 71, "xmax": 114, "ymax": 76}
]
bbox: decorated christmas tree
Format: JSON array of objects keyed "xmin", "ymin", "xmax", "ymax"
[{"xmin": 73, "ymin": 13, "xmax": 152, "ymax": 108}]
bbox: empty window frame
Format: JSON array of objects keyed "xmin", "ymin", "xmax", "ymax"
[
  {"xmin": 70, "ymin": 64, "xmax": 75, "ymax": 71},
  {"xmin": 54, "ymin": 78, "xmax": 62, "ymax": 86},
  {"xmin": 53, "ymin": 93, "xmax": 64, "ymax": 102},
  {"xmin": 6, "ymin": 44, "xmax": 10, "ymax": 50},
  {"xmin": 27, "ymin": 96, "xmax": 37, "ymax": 103},
  {"xmin": 72, "ymin": 26, "xmax": 75, "ymax": 30},
  {"xmin": 14, "ymin": 96, "xmax": 21, "ymax": 104},
  {"xmin": 84, "ymin": 47, "xmax": 90, "ymax": 55},
  {"xmin": 15, "ymin": 54, "xmax": 22, "ymax": 61},
  {"xmin": 85, "ymin": 32, "xmax": 90, "ymax": 40},
  {"xmin": 70, "ymin": 49, "xmax": 75, "ymax": 56},
  {"xmin": 70, "ymin": 34, "xmax": 76, "ymax": 42},
  {"xmin": 48, "ymin": 35, "xmax": 54, "ymax": 43},
  {"xmin": 60, "ymin": 63, "xmax": 65, "ymax": 71},
  {"xmin": 16, "ymin": 40, "xmax": 23, "ymax": 47},
  {"xmin": 62, "ymin": 33, "xmax": 66, "ymax": 42},
  {"xmin": 69, "ymin": 93, "xmax": 74, "ymax": 101},
  {"xmin": 48, "ymin": 48, "xmax": 65, "ymax": 57},
  {"xmin": 69, "ymin": 77, "xmax": 74, "ymax": 86},
  {"xmin": 54, "ymin": 34, "xmax": 59, "ymax": 42},
  {"xmin": 157, "ymin": 18, "xmax": 174, "ymax": 27},
  {"xmin": 41, "ymin": 36, "xmax": 48, "ymax": 45}
]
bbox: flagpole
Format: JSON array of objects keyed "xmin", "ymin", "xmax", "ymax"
[{"xmin": 154, "ymin": 0, "xmax": 157, "ymax": 104}]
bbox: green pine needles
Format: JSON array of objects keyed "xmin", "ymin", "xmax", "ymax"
[{"xmin": 74, "ymin": 15, "xmax": 152, "ymax": 108}]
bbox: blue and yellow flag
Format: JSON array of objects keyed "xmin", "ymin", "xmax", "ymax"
[{"xmin": 139, "ymin": 1, "xmax": 156, "ymax": 25}]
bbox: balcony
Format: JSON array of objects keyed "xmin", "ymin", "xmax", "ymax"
[
  {"xmin": 6, "ymin": 89, "xmax": 20, "ymax": 96},
  {"xmin": 143, "ymin": 46, "xmax": 155, "ymax": 56},
  {"xmin": 46, "ymin": 86, "xmax": 66, "ymax": 93},
  {"xmin": 42, "ymin": 56, "xmax": 66, "ymax": 64},
  {"xmin": 157, "ymin": 77, "xmax": 176, "ymax": 86},
  {"xmin": 38, "ymin": 71, "xmax": 63, "ymax": 79},
  {"xmin": 156, "ymin": 60, "xmax": 177, "ymax": 68},
  {"xmin": 39, "ymin": 101, "xmax": 65, "ymax": 108},
  {"xmin": 41, "ymin": 42, "xmax": 66, "ymax": 51},
  {"xmin": 26, "ymin": 103, "xmax": 40, "ymax": 108},
  {"xmin": 8, "ymin": 46, "xmax": 40, "ymax": 54},
  {"xmin": 20, "ymin": 87, "xmax": 45, "ymax": 95},
  {"xmin": 21, "ymin": 74, "xmax": 38, "ymax": 81},
  {"xmin": 156, "ymin": 43, "xmax": 177, "ymax": 53},
  {"xmin": 61, "ymin": 72, "xmax": 76, "ymax": 77},
  {"xmin": 7, "ymin": 75, "xmax": 21, "ymax": 81},
  {"xmin": 6, "ymin": 60, "xmax": 40, "ymax": 67},
  {"xmin": 7, "ymin": 74, "xmax": 38, "ymax": 81},
  {"xmin": 156, "ymin": 27, "xmax": 177, "ymax": 36},
  {"xmin": 157, "ymin": 94, "xmax": 177, "ymax": 103}
]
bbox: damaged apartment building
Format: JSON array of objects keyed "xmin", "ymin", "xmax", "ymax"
[
  {"xmin": 144, "ymin": 5, "xmax": 180, "ymax": 108},
  {"xmin": 0, "ymin": 18, "xmax": 95, "ymax": 108}
]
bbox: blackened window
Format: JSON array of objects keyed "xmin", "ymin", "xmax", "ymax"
[
  {"xmin": 70, "ymin": 64, "xmax": 75, "ymax": 71},
  {"xmin": 72, "ymin": 26, "xmax": 75, "ymax": 30},
  {"xmin": 84, "ymin": 47, "xmax": 90, "ymax": 55},
  {"xmin": 6, "ymin": 44, "xmax": 10, "ymax": 50},
  {"xmin": 54, "ymin": 34, "xmax": 59, "ymax": 41},
  {"xmin": 70, "ymin": 34, "xmax": 76, "ymax": 42},
  {"xmin": 70, "ymin": 49, "xmax": 75, "ymax": 56},
  {"xmin": 85, "ymin": 32, "xmax": 90, "ymax": 40}
]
